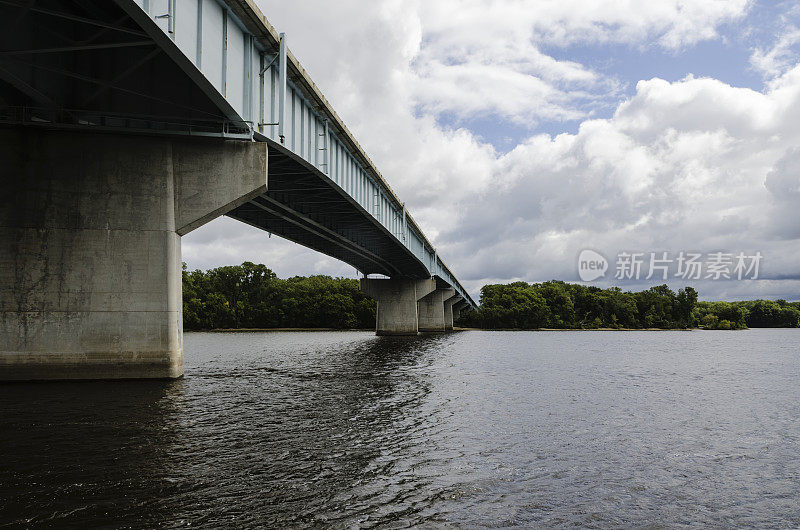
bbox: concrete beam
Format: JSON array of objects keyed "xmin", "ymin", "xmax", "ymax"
[
  {"xmin": 360, "ymin": 277, "xmax": 435, "ymax": 335},
  {"xmin": 418, "ymin": 288, "xmax": 454, "ymax": 332},
  {"xmin": 174, "ymin": 139, "xmax": 268, "ymax": 235},
  {"xmin": 0, "ymin": 129, "xmax": 267, "ymax": 380}
]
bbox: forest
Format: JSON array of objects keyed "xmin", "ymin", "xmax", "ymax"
[
  {"xmin": 456, "ymin": 281, "xmax": 800, "ymax": 330},
  {"xmin": 693, "ymin": 299, "xmax": 800, "ymax": 330},
  {"xmin": 182, "ymin": 262, "xmax": 375, "ymax": 330},
  {"xmin": 182, "ymin": 263, "xmax": 800, "ymax": 330},
  {"xmin": 455, "ymin": 281, "xmax": 698, "ymax": 329}
]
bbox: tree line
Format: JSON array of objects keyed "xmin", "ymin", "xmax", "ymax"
[
  {"xmin": 182, "ymin": 262, "xmax": 375, "ymax": 330},
  {"xmin": 455, "ymin": 281, "xmax": 699, "ymax": 329},
  {"xmin": 692, "ymin": 299, "xmax": 800, "ymax": 330},
  {"xmin": 182, "ymin": 263, "xmax": 799, "ymax": 330},
  {"xmin": 454, "ymin": 281, "xmax": 800, "ymax": 330}
]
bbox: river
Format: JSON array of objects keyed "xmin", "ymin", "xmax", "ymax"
[{"xmin": 1, "ymin": 329, "xmax": 799, "ymax": 527}]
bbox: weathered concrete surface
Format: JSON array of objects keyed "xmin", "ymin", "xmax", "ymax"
[
  {"xmin": 0, "ymin": 129, "xmax": 267, "ymax": 380},
  {"xmin": 360, "ymin": 278, "xmax": 435, "ymax": 335},
  {"xmin": 174, "ymin": 140, "xmax": 268, "ymax": 235},
  {"xmin": 443, "ymin": 294, "xmax": 463, "ymax": 331},
  {"xmin": 418, "ymin": 288, "xmax": 454, "ymax": 332}
]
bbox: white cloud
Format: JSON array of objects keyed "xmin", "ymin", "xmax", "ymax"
[
  {"xmin": 412, "ymin": 0, "xmax": 749, "ymax": 126},
  {"xmin": 443, "ymin": 69, "xmax": 800, "ymax": 299},
  {"xmin": 411, "ymin": 59, "xmax": 593, "ymax": 125},
  {"xmin": 750, "ymin": 27, "xmax": 800, "ymax": 78},
  {"xmin": 764, "ymin": 147, "xmax": 800, "ymax": 240},
  {"xmin": 418, "ymin": 0, "xmax": 749, "ymax": 50},
  {"xmin": 748, "ymin": 2, "xmax": 800, "ymax": 79},
  {"xmin": 262, "ymin": 0, "xmax": 750, "ymax": 130}
]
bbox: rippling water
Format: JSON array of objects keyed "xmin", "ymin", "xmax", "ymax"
[{"xmin": 2, "ymin": 329, "xmax": 799, "ymax": 527}]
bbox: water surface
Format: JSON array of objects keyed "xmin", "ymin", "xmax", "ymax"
[{"xmin": 2, "ymin": 329, "xmax": 799, "ymax": 527}]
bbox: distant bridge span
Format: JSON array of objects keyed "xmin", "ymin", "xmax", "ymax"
[{"xmin": 0, "ymin": 0, "xmax": 476, "ymax": 380}]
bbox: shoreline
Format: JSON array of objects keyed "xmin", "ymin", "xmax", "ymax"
[
  {"xmin": 455, "ymin": 327, "xmax": 699, "ymax": 331},
  {"xmin": 188, "ymin": 327, "xmax": 735, "ymax": 332},
  {"xmin": 199, "ymin": 327, "xmax": 374, "ymax": 332}
]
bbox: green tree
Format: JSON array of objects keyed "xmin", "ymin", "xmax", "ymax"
[
  {"xmin": 181, "ymin": 262, "xmax": 376, "ymax": 330},
  {"xmin": 675, "ymin": 287, "xmax": 699, "ymax": 326}
]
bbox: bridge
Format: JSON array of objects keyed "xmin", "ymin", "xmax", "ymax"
[{"xmin": 0, "ymin": 0, "xmax": 477, "ymax": 380}]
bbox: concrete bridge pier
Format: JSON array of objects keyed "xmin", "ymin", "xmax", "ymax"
[
  {"xmin": 360, "ymin": 278, "xmax": 436, "ymax": 335},
  {"xmin": 417, "ymin": 288, "xmax": 455, "ymax": 332},
  {"xmin": 0, "ymin": 129, "xmax": 267, "ymax": 380},
  {"xmin": 443, "ymin": 294, "xmax": 463, "ymax": 331}
]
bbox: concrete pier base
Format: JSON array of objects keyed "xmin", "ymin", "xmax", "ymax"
[
  {"xmin": 360, "ymin": 278, "xmax": 435, "ymax": 335},
  {"xmin": 0, "ymin": 129, "xmax": 267, "ymax": 380},
  {"xmin": 418, "ymin": 288, "xmax": 454, "ymax": 332}
]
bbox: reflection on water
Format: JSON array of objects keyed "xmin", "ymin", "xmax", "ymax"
[{"xmin": 2, "ymin": 329, "xmax": 799, "ymax": 527}]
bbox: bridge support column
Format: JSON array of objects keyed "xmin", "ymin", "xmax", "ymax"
[
  {"xmin": 0, "ymin": 129, "xmax": 267, "ymax": 380},
  {"xmin": 443, "ymin": 294, "xmax": 463, "ymax": 331},
  {"xmin": 417, "ymin": 288, "xmax": 454, "ymax": 332},
  {"xmin": 360, "ymin": 278, "xmax": 435, "ymax": 335}
]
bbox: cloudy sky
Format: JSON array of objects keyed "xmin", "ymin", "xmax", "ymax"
[{"xmin": 183, "ymin": 0, "xmax": 800, "ymax": 302}]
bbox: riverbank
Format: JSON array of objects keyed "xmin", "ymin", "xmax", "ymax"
[
  {"xmin": 454, "ymin": 327, "xmax": 699, "ymax": 331},
  {"xmin": 203, "ymin": 327, "xmax": 374, "ymax": 332},
  {"xmin": 198, "ymin": 327, "xmax": 708, "ymax": 332}
]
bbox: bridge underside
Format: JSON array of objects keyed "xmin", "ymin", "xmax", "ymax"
[
  {"xmin": 0, "ymin": 0, "xmax": 239, "ymax": 135},
  {"xmin": 229, "ymin": 144, "xmax": 429, "ymax": 279}
]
